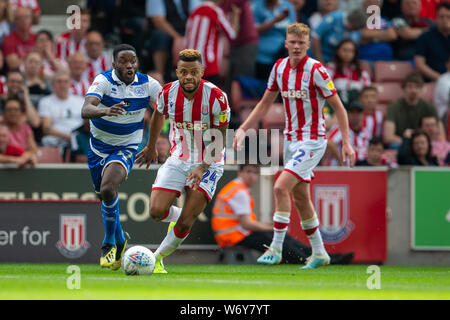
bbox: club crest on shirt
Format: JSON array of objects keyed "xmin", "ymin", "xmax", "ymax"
[
  {"xmin": 134, "ymin": 86, "xmax": 145, "ymax": 96},
  {"xmin": 302, "ymin": 73, "xmax": 310, "ymax": 82},
  {"xmin": 202, "ymin": 104, "xmax": 209, "ymax": 115}
]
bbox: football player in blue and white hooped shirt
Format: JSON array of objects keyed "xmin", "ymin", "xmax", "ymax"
[{"xmin": 81, "ymin": 44, "xmax": 162, "ymax": 269}]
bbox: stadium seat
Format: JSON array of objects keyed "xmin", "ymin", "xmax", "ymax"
[
  {"xmin": 262, "ymin": 103, "xmax": 285, "ymax": 130},
  {"xmin": 374, "ymin": 61, "xmax": 413, "ymax": 83},
  {"xmin": 172, "ymin": 37, "xmax": 186, "ymax": 66},
  {"xmin": 360, "ymin": 60, "xmax": 373, "ymax": 81},
  {"xmin": 238, "ymin": 106, "xmax": 259, "ymax": 130},
  {"xmin": 36, "ymin": 146, "xmax": 63, "ymax": 163},
  {"xmin": 421, "ymin": 82, "xmax": 436, "ymax": 103},
  {"xmin": 372, "ymin": 82, "xmax": 403, "ymax": 104},
  {"xmin": 231, "ymin": 80, "xmax": 259, "ymax": 112}
]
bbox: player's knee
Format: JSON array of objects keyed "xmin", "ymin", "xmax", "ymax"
[
  {"xmin": 273, "ymin": 184, "xmax": 289, "ymax": 200},
  {"xmin": 100, "ymin": 183, "xmax": 116, "ymax": 203},
  {"xmin": 149, "ymin": 204, "xmax": 166, "ymax": 221}
]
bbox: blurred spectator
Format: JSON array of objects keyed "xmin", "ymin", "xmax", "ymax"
[
  {"xmin": 311, "ymin": 8, "xmax": 367, "ymax": 63},
  {"xmin": 70, "ymin": 118, "xmax": 90, "ymax": 163},
  {"xmin": 301, "ymin": 0, "xmax": 318, "ymax": 18},
  {"xmin": 289, "ymin": 0, "xmax": 309, "ymax": 23},
  {"xmin": 9, "ymin": 0, "xmax": 41, "ymax": 25},
  {"xmin": 23, "ymin": 51, "xmax": 52, "ymax": 107},
  {"xmin": 155, "ymin": 134, "xmax": 171, "ymax": 164},
  {"xmin": 87, "ymin": 0, "xmax": 119, "ymax": 43},
  {"xmin": 356, "ymin": 137, "xmax": 385, "ymax": 166},
  {"xmin": 391, "ymin": 0, "xmax": 434, "ymax": 61},
  {"xmin": 84, "ymin": 31, "xmax": 111, "ymax": 83},
  {"xmin": 118, "ymin": 0, "xmax": 147, "ymax": 59},
  {"xmin": 34, "ymin": 30, "xmax": 66, "ymax": 81},
  {"xmin": 2, "ymin": 6, "xmax": 36, "ymax": 70},
  {"xmin": 221, "ymin": 0, "xmax": 259, "ymax": 97},
  {"xmin": 38, "ymin": 70, "xmax": 84, "ymax": 155},
  {"xmin": 381, "ymin": 0, "xmax": 402, "ymax": 20},
  {"xmin": 383, "ymin": 72, "xmax": 439, "ymax": 148},
  {"xmin": 360, "ymin": 86, "xmax": 384, "ymax": 139},
  {"xmin": 68, "ymin": 52, "xmax": 90, "ymax": 97},
  {"xmin": 0, "ymin": 122, "xmax": 36, "ymax": 167},
  {"xmin": 414, "ymin": 2, "xmax": 450, "ymax": 82},
  {"xmin": 326, "ymin": 39, "xmax": 371, "ymax": 108},
  {"xmin": 1, "ymin": 70, "xmax": 41, "ymax": 131},
  {"xmin": 0, "ymin": 0, "xmax": 13, "ymax": 46},
  {"xmin": 308, "ymin": 0, "xmax": 338, "ymax": 31},
  {"xmin": 419, "ymin": 0, "xmax": 446, "ymax": 21},
  {"xmin": 185, "ymin": 0, "xmax": 237, "ymax": 84},
  {"xmin": 2, "ymin": 97, "xmax": 37, "ymax": 155},
  {"xmin": 147, "ymin": 70, "xmax": 165, "ymax": 86},
  {"xmin": 339, "ymin": 0, "xmax": 365, "ymax": 12},
  {"xmin": 55, "ymin": 8, "xmax": 91, "ymax": 62},
  {"xmin": 212, "ymin": 163, "xmax": 354, "ymax": 264},
  {"xmin": 145, "ymin": 0, "xmax": 201, "ymax": 80},
  {"xmin": 252, "ymin": 0, "xmax": 296, "ymax": 80},
  {"xmin": 359, "ymin": 0, "xmax": 398, "ymax": 61},
  {"xmin": 397, "ymin": 129, "xmax": 439, "ymax": 165},
  {"xmin": 421, "ymin": 115, "xmax": 450, "ymax": 165},
  {"xmin": 327, "ymin": 101, "xmax": 370, "ymax": 165},
  {"xmin": 434, "ymin": 55, "xmax": 450, "ymax": 118}
]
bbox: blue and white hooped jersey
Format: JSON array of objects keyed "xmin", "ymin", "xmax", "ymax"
[{"xmin": 85, "ymin": 69, "xmax": 162, "ymax": 156}]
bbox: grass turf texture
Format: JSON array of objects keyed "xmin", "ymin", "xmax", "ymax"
[{"xmin": 0, "ymin": 264, "xmax": 449, "ymax": 300}]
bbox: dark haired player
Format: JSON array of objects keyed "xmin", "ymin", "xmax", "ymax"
[
  {"xmin": 81, "ymin": 44, "xmax": 162, "ymax": 270},
  {"xmin": 136, "ymin": 49, "xmax": 230, "ymax": 273}
]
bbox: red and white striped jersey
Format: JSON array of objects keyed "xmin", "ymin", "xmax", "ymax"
[
  {"xmin": 55, "ymin": 31, "xmax": 87, "ymax": 62},
  {"xmin": 267, "ymin": 55, "xmax": 337, "ymax": 142},
  {"xmin": 186, "ymin": 2, "xmax": 236, "ymax": 77},
  {"xmin": 157, "ymin": 79, "xmax": 231, "ymax": 163},
  {"xmin": 10, "ymin": 0, "xmax": 41, "ymax": 13},
  {"xmin": 325, "ymin": 62, "xmax": 371, "ymax": 92},
  {"xmin": 86, "ymin": 53, "xmax": 110, "ymax": 83},
  {"xmin": 362, "ymin": 110, "xmax": 384, "ymax": 140},
  {"xmin": 328, "ymin": 124, "xmax": 370, "ymax": 164},
  {"xmin": 70, "ymin": 77, "xmax": 91, "ymax": 97}
]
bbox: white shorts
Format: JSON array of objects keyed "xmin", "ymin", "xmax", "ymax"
[
  {"xmin": 152, "ymin": 156, "xmax": 224, "ymax": 201},
  {"xmin": 283, "ymin": 138, "xmax": 327, "ymax": 182}
]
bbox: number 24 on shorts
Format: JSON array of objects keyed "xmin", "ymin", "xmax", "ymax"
[{"xmin": 202, "ymin": 169, "xmax": 217, "ymax": 192}]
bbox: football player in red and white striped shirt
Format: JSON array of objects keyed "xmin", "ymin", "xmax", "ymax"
[
  {"xmin": 234, "ymin": 23, "xmax": 355, "ymax": 269},
  {"xmin": 55, "ymin": 8, "xmax": 90, "ymax": 62},
  {"xmin": 136, "ymin": 49, "xmax": 230, "ymax": 273},
  {"xmin": 185, "ymin": 0, "xmax": 236, "ymax": 82}
]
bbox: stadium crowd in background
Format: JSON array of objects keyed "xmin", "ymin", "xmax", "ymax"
[{"xmin": 0, "ymin": 0, "xmax": 448, "ymax": 167}]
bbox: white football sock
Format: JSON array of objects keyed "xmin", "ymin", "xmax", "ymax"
[
  {"xmin": 154, "ymin": 226, "xmax": 190, "ymax": 259},
  {"xmin": 159, "ymin": 206, "xmax": 182, "ymax": 223},
  {"xmin": 301, "ymin": 215, "xmax": 327, "ymax": 256},
  {"xmin": 270, "ymin": 212, "xmax": 290, "ymax": 252}
]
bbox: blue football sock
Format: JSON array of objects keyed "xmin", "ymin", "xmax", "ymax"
[
  {"xmin": 115, "ymin": 209, "xmax": 126, "ymax": 245},
  {"xmin": 101, "ymin": 195, "xmax": 119, "ymax": 245}
]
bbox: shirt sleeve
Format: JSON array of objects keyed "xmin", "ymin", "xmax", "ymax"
[
  {"xmin": 313, "ymin": 64, "xmax": 337, "ymax": 98},
  {"xmin": 147, "ymin": 76, "xmax": 163, "ymax": 103},
  {"xmin": 227, "ymin": 190, "xmax": 252, "ymax": 215},
  {"xmin": 85, "ymin": 74, "xmax": 108, "ymax": 100},
  {"xmin": 267, "ymin": 61, "xmax": 280, "ymax": 92},
  {"xmin": 212, "ymin": 89, "xmax": 231, "ymax": 127},
  {"xmin": 38, "ymin": 97, "xmax": 52, "ymax": 118}
]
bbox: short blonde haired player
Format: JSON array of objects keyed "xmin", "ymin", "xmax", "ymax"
[{"xmin": 234, "ymin": 23, "xmax": 355, "ymax": 268}]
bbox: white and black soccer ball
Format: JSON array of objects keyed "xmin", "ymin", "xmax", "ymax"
[{"xmin": 122, "ymin": 245, "xmax": 156, "ymax": 276}]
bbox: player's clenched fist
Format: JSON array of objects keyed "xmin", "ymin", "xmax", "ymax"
[
  {"xmin": 186, "ymin": 165, "xmax": 207, "ymax": 190},
  {"xmin": 105, "ymin": 101, "xmax": 126, "ymax": 117}
]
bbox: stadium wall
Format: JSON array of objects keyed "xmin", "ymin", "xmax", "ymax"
[{"xmin": 0, "ymin": 165, "xmax": 449, "ymax": 266}]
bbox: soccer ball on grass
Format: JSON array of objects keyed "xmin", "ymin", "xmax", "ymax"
[{"xmin": 122, "ymin": 245, "xmax": 156, "ymax": 276}]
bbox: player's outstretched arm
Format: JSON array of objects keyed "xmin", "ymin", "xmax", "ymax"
[
  {"xmin": 326, "ymin": 94, "xmax": 356, "ymax": 167},
  {"xmin": 81, "ymin": 96, "xmax": 125, "ymax": 119},
  {"xmin": 135, "ymin": 109, "xmax": 165, "ymax": 170},
  {"xmin": 233, "ymin": 89, "xmax": 278, "ymax": 150}
]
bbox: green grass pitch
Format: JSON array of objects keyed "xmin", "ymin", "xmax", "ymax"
[{"xmin": 0, "ymin": 263, "xmax": 449, "ymax": 300}]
